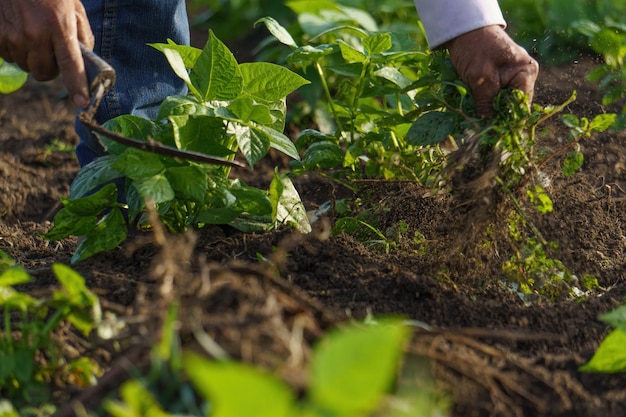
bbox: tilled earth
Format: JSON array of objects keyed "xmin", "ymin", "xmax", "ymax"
[{"xmin": 1, "ymin": 53, "xmax": 626, "ymax": 417}]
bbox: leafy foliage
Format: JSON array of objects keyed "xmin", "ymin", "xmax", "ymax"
[
  {"xmin": 0, "ymin": 59, "xmax": 27, "ymax": 94},
  {"xmin": 45, "ymin": 31, "xmax": 311, "ymax": 263},
  {"xmin": 581, "ymin": 305, "xmax": 626, "ymax": 372},
  {"xmin": 0, "ymin": 258, "xmax": 101, "ymax": 412}
]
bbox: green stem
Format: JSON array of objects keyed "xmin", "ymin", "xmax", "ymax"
[{"xmin": 315, "ymin": 62, "xmax": 345, "ymax": 136}]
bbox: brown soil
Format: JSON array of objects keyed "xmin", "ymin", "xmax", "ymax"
[{"xmin": 1, "ymin": 53, "xmax": 626, "ymax": 417}]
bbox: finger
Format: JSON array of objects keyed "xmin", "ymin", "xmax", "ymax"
[
  {"xmin": 74, "ymin": 0, "xmax": 94, "ymax": 49},
  {"xmin": 53, "ymin": 35, "xmax": 89, "ymax": 107},
  {"xmin": 472, "ymin": 75, "xmax": 501, "ymax": 118},
  {"xmin": 503, "ymin": 61, "xmax": 539, "ymax": 104}
]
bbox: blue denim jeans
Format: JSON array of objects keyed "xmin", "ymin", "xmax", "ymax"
[{"xmin": 75, "ymin": 0, "xmax": 190, "ymax": 168}]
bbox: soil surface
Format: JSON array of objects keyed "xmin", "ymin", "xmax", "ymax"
[{"xmin": 1, "ymin": 50, "xmax": 626, "ymax": 416}]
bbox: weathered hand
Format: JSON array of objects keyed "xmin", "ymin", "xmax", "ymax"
[
  {"xmin": 446, "ymin": 25, "xmax": 539, "ymax": 117},
  {"xmin": 0, "ymin": 0, "xmax": 94, "ymax": 107}
]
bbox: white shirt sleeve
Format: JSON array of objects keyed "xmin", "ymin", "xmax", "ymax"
[{"xmin": 413, "ymin": 0, "xmax": 506, "ymax": 49}]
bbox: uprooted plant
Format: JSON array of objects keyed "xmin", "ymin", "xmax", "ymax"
[{"xmin": 259, "ymin": 6, "xmax": 616, "ymax": 298}]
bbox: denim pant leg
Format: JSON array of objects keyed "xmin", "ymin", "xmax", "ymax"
[{"xmin": 75, "ymin": 0, "xmax": 190, "ymax": 168}]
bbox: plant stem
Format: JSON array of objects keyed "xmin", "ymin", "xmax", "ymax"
[{"xmin": 315, "ymin": 62, "xmax": 345, "ymax": 135}]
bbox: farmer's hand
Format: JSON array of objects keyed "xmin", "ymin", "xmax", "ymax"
[
  {"xmin": 446, "ymin": 25, "xmax": 539, "ymax": 117},
  {"xmin": 0, "ymin": 0, "xmax": 94, "ymax": 107}
]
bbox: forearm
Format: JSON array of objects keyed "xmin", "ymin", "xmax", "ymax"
[{"xmin": 413, "ymin": 0, "xmax": 506, "ymax": 48}]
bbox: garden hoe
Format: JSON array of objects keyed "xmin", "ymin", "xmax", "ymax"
[{"xmin": 79, "ymin": 43, "xmax": 245, "ymax": 168}]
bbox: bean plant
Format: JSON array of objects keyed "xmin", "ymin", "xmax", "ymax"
[{"xmin": 45, "ymin": 31, "xmax": 311, "ymax": 263}]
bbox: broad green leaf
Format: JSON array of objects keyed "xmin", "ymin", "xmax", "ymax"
[
  {"xmin": 165, "ymin": 166, "xmax": 208, "ymax": 203},
  {"xmin": 270, "ymin": 172, "xmax": 311, "ymax": 233},
  {"xmin": 295, "ymin": 129, "xmax": 336, "ymax": 152},
  {"xmin": 580, "ymin": 329, "xmax": 626, "ymax": 372},
  {"xmin": 302, "ymin": 141, "xmax": 344, "ymax": 169},
  {"xmin": 63, "ymin": 183, "xmax": 119, "ymax": 216},
  {"xmin": 254, "ymin": 125, "xmax": 300, "ymax": 160},
  {"xmin": 72, "ymin": 208, "xmax": 127, "ymax": 264},
  {"xmin": 373, "ymin": 66, "xmax": 412, "ymax": 89},
  {"xmin": 157, "ymin": 95, "xmax": 215, "ymax": 120},
  {"xmin": 70, "ymin": 155, "xmax": 123, "ymax": 198},
  {"xmin": 101, "ymin": 115, "xmax": 165, "ymax": 154},
  {"xmin": 231, "ymin": 186, "xmax": 273, "ymax": 216},
  {"xmin": 195, "ymin": 207, "xmax": 241, "ymax": 224},
  {"xmin": 151, "ymin": 43, "xmax": 202, "ymax": 99},
  {"xmin": 52, "ymin": 263, "xmax": 93, "ymax": 303},
  {"xmin": 0, "ymin": 265, "xmax": 31, "ymax": 287},
  {"xmin": 240, "ymin": 62, "xmax": 310, "ymax": 102},
  {"xmin": 256, "ymin": 17, "xmax": 298, "ymax": 48},
  {"xmin": 228, "ymin": 96, "xmax": 274, "ymax": 125},
  {"xmin": 43, "ymin": 208, "xmax": 98, "ymax": 241},
  {"xmin": 600, "ymin": 305, "xmax": 626, "ymax": 333},
  {"xmin": 112, "ymin": 148, "xmax": 164, "ymax": 180},
  {"xmin": 235, "ymin": 124, "xmax": 271, "ymax": 167},
  {"xmin": 310, "ymin": 321, "xmax": 409, "ymax": 415},
  {"xmin": 191, "ymin": 30, "xmax": 243, "ymax": 101},
  {"xmin": 405, "ymin": 111, "xmax": 457, "ymax": 146},
  {"xmin": 363, "ymin": 33, "xmax": 392, "ymax": 55},
  {"xmin": 183, "ymin": 352, "xmax": 294, "ymax": 417},
  {"xmin": 286, "ymin": 0, "xmax": 342, "ymax": 16},
  {"xmin": 169, "ymin": 115, "xmax": 232, "ymax": 156},
  {"xmin": 338, "ymin": 40, "xmax": 367, "ymax": 63},
  {"xmin": 560, "ymin": 114, "xmax": 579, "ymax": 128},
  {"xmin": 133, "ymin": 174, "xmax": 175, "ymax": 204},
  {"xmin": 589, "ymin": 114, "xmax": 617, "ymax": 132},
  {"xmin": 286, "ymin": 44, "xmax": 335, "ymax": 68},
  {"xmin": 0, "ymin": 60, "xmax": 28, "ymax": 94},
  {"xmin": 562, "ymin": 150, "xmax": 584, "ymax": 176}
]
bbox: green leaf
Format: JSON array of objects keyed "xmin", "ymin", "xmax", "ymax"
[
  {"xmin": 231, "ymin": 186, "xmax": 273, "ymax": 216},
  {"xmin": 302, "ymin": 141, "xmax": 344, "ymax": 169},
  {"xmin": 270, "ymin": 172, "xmax": 311, "ymax": 233},
  {"xmin": 235, "ymin": 124, "xmax": 271, "ymax": 167},
  {"xmin": 52, "ymin": 263, "xmax": 94, "ymax": 304},
  {"xmin": 157, "ymin": 95, "xmax": 214, "ymax": 120},
  {"xmin": 0, "ymin": 265, "xmax": 31, "ymax": 287},
  {"xmin": 183, "ymin": 352, "xmax": 294, "ymax": 417},
  {"xmin": 133, "ymin": 174, "xmax": 175, "ymax": 204},
  {"xmin": 228, "ymin": 96, "xmax": 274, "ymax": 125},
  {"xmin": 62, "ymin": 183, "xmax": 118, "ymax": 217},
  {"xmin": 151, "ymin": 42, "xmax": 203, "ymax": 99},
  {"xmin": 286, "ymin": 44, "xmax": 334, "ymax": 68},
  {"xmin": 589, "ymin": 114, "xmax": 617, "ymax": 132},
  {"xmin": 363, "ymin": 33, "xmax": 392, "ymax": 55},
  {"xmin": 43, "ymin": 208, "xmax": 98, "ymax": 241},
  {"xmin": 72, "ymin": 208, "xmax": 127, "ymax": 263},
  {"xmin": 0, "ymin": 60, "xmax": 28, "ymax": 93},
  {"xmin": 256, "ymin": 17, "xmax": 298, "ymax": 48},
  {"xmin": 599, "ymin": 305, "xmax": 626, "ymax": 333},
  {"xmin": 70, "ymin": 155, "xmax": 123, "ymax": 198},
  {"xmin": 0, "ymin": 250, "xmax": 16, "ymax": 274},
  {"xmin": 405, "ymin": 112, "xmax": 457, "ymax": 146},
  {"xmin": 12, "ymin": 349, "xmax": 35, "ymax": 383},
  {"xmin": 580, "ymin": 329, "xmax": 626, "ymax": 372},
  {"xmin": 105, "ymin": 380, "xmax": 170, "ymax": 417},
  {"xmin": 165, "ymin": 166, "xmax": 208, "ymax": 203},
  {"xmin": 101, "ymin": 115, "xmax": 166, "ymax": 154},
  {"xmin": 191, "ymin": 30, "xmax": 243, "ymax": 101},
  {"xmin": 169, "ymin": 115, "xmax": 233, "ymax": 156},
  {"xmin": 240, "ymin": 62, "xmax": 310, "ymax": 102},
  {"xmin": 112, "ymin": 148, "xmax": 164, "ymax": 180},
  {"xmin": 338, "ymin": 40, "xmax": 367, "ymax": 63},
  {"xmin": 309, "ymin": 320, "xmax": 409, "ymax": 415},
  {"xmin": 255, "ymin": 125, "xmax": 300, "ymax": 160},
  {"xmin": 373, "ymin": 66, "xmax": 412, "ymax": 89},
  {"xmin": 560, "ymin": 114, "xmax": 580, "ymax": 128},
  {"xmin": 526, "ymin": 185, "xmax": 553, "ymax": 214},
  {"xmin": 195, "ymin": 207, "xmax": 241, "ymax": 224},
  {"xmin": 562, "ymin": 150, "xmax": 584, "ymax": 176}
]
